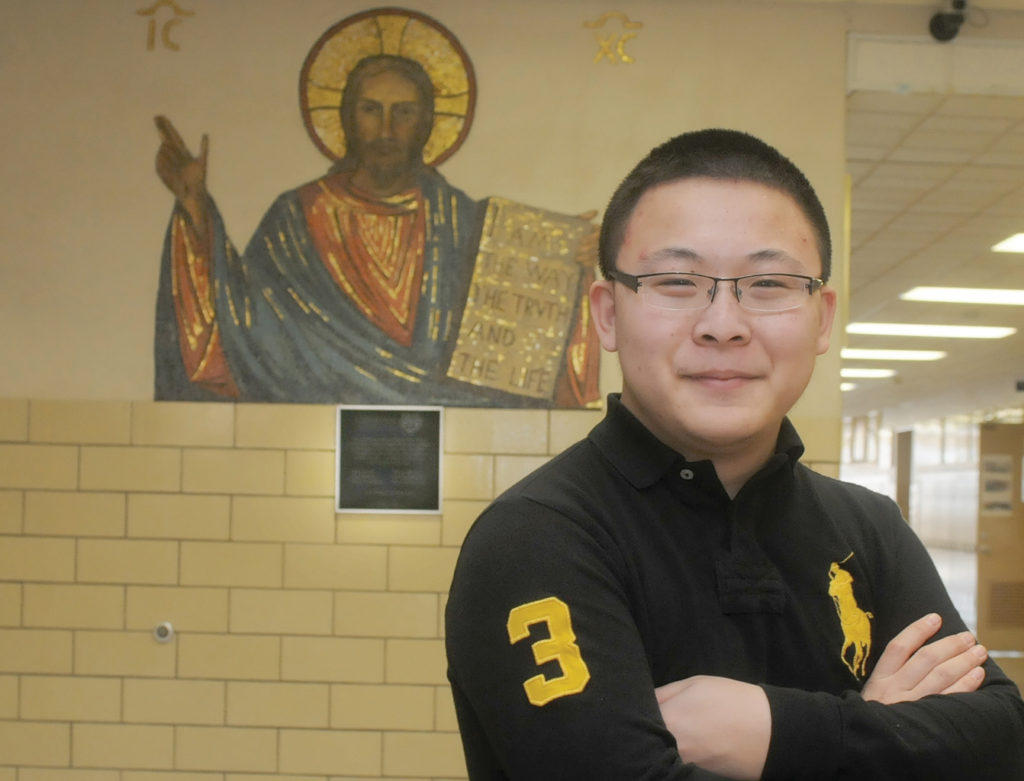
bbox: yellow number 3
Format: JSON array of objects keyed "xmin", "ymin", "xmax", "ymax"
[{"xmin": 507, "ymin": 596, "xmax": 591, "ymax": 706}]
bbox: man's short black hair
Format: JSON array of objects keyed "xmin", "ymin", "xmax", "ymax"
[{"xmin": 598, "ymin": 129, "xmax": 832, "ymax": 282}]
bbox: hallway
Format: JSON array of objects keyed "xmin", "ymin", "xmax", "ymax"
[
  {"xmin": 929, "ymin": 543, "xmax": 1024, "ymax": 690},
  {"xmin": 928, "ymin": 544, "xmax": 977, "ymax": 633}
]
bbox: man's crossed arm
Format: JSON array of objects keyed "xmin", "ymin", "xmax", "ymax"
[{"xmin": 655, "ymin": 613, "xmax": 989, "ymax": 780}]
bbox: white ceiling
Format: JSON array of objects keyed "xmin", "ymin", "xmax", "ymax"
[{"xmin": 842, "ymin": 88, "xmax": 1024, "ymax": 427}]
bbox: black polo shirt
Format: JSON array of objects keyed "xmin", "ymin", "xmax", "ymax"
[{"xmin": 446, "ymin": 395, "xmax": 1024, "ymax": 779}]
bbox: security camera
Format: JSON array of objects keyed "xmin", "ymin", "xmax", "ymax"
[{"xmin": 930, "ymin": 0, "xmax": 966, "ymax": 42}]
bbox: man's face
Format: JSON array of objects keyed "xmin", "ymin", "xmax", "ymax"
[
  {"xmin": 350, "ymin": 70, "xmax": 429, "ymax": 181},
  {"xmin": 590, "ymin": 177, "xmax": 837, "ymax": 462}
]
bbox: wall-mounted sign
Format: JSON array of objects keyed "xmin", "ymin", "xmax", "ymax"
[
  {"xmin": 981, "ymin": 453, "xmax": 1013, "ymax": 517},
  {"xmin": 335, "ymin": 405, "xmax": 443, "ymax": 514}
]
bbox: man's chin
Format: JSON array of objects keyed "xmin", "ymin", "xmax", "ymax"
[{"xmin": 673, "ymin": 405, "xmax": 770, "ymax": 446}]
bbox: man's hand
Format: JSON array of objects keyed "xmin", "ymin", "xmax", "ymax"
[
  {"xmin": 862, "ymin": 613, "xmax": 987, "ymax": 704},
  {"xmin": 656, "ymin": 675, "xmax": 770, "ymax": 781},
  {"xmin": 155, "ymin": 115, "xmax": 209, "ymax": 236}
]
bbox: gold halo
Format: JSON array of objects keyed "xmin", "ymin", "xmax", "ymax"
[{"xmin": 299, "ymin": 7, "xmax": 476, "ymax": 167}]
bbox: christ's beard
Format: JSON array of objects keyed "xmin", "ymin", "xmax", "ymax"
[{"xmin": 359, "ymin": 141, "xmax": 421, "ymax": 190}]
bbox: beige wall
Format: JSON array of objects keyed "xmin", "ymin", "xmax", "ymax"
[
  {"xmin": 0, "ymin": 399, "xmax": 600, "ymax": 778},
  {"xmin": 9, "ymin": 2, "xmax": 1024, "ymax": 776},
  {"xmin": 0, "ymin": 0, "xmax": 847, "ymax": 408},
  {"xmin": 0, "ymin": 395, "xmax": 840, "ymax": 781},
  {"xmin": 0, "ymin": 0, "xmax": 860, "ymax": 778}
]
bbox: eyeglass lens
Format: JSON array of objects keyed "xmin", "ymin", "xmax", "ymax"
[{"xmin": 639, "ymin": 273, "xmax": 816, "ymax": 311}]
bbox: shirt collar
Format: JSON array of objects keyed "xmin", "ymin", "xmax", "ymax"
[{"xmin": 589, "ymin": 394, "xmax": 805, "ymax": 490}]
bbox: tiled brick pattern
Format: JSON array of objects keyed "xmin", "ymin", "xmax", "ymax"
[
  {"xmin": 0, "ymin": 400, "xmax": 657, "ymax": 780},
  {"xmin": 0, "ymin": 398, "xmax": 843, "ymax": 778}
]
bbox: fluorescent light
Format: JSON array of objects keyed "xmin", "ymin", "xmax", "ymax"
[
  {"xmin": 840, "ymin": 382, "xmax": 857, "ymax": 392},
  {"xmin": 993, "ymin": 233, "xmax": 1024, "ymax": 253},
  {"xmin": 841, "ymin": 368, "xmax": 897, "ymax": 378},
  {"xmin": 841, "ymin": 348, "xmax": 946, "ymax": 361},
  {"xmin": 901, "ymin": 287, "xmax": 1024, "ymax": 305},
  {"xmin": 846, "ymin": 322, "xmax": 1017, "ymax": 339}
]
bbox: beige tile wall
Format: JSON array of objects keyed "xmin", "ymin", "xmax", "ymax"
[
  {"xmin": 0, "ymin": 398, "xmax": 839, "ymax": 779},
  {"xmin": 0, "ymin": 398, "xmax": 610, "ymax": 781}
]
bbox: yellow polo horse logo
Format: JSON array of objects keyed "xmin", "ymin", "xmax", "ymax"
[{"xmin": 828, "ymin": 555, "xmax": 873, "ymax": 680}]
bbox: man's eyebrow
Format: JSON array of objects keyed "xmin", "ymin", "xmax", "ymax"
[
  {"xmin": 640, "ymin": 247, "xmax": 701, "ymax": 264},
  {"xmin": 748, "ymin": 248, "xmax": 800, "ymax": 263},
  {"xmin": 639, "ymin": 247, "xmax": 806, "ymax": 266}
]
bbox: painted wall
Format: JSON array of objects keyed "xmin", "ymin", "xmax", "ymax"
[
  {"xmin": 0, "ymin": 0, "xmax": 846, "ymax": 418},
  {"xmin": 0, "ymin": 0, "xmax": 856, "ymax": 778}
]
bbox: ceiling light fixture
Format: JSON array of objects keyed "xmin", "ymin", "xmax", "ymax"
[
  {"xmin": 992, "ymin": 233, "xmax": 1024, "ymax": 253},
  {"xmin": 901, "ymin": 287, "xmax": 1024, "ymax": 306},
  {"xmin": 846, "ymin": 323, "xmax": 1017, "ymax": 339},
  {"xmin": 840, "ymin": 382, "xmax": 857, "ymax": 392},
  {"xmin": 841, "ymin": 348, "xmax": 946, "ymax": 361},
  {"xmin": 841, "ymin": 368, "xmax": 897, "ymax": 379}
]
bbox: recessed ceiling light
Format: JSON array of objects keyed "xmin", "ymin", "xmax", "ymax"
[
  {"xmin": 901, "ymin": 287, "xmax": 1024, "ymax": 305},
  {"xmin": 840, "ymin": 382, "xmax": 857, "ymax": 392},
  {"xmin": 992, "ymin": 233, "xmax": 1024, "ymax": 253},
  {"xmin": 841, "ymin": 348, "xmax": 946, "ymax": 361},
  {"xmin": 846, "ymin": 322, "xmax": 1017, "ymax": 339},
  {"xmin": 841, "ymin": 368, "xmax": 897, "ymax": 378}
]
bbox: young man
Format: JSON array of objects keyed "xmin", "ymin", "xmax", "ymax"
[{"xmin": 445, "ymin": 129, "xmax": 1024, "ymax": 779}]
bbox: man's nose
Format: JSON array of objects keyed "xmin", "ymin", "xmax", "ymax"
[
  {"xmin": 706, "ymin": 279, "xmax": 743, "ymax": 306},
  {"xmin": 694, "ymin": 281, "xmax": 751, "ymax": 343}
]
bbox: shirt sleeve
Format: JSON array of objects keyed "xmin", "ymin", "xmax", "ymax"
[
  {"xmin": 761, "ymin": 491, "xmax": 1024, "ymax": 780},
  {"xmin": 445, "ymin": 497, "xmax": 721, "ymax": 780}
]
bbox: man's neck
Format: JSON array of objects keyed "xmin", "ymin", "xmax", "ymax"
[
  {"xmin": 711, "ymin": 448, "xmax": 775, "ymax": 499},
  {"xmin": 667, "ymin": 427, "xmax": 779, "ymax": 500}
]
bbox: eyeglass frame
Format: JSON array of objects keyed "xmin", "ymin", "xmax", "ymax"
[{"xmin": 606, "ymin": 269, "xmax": 825, "ymax": 312}]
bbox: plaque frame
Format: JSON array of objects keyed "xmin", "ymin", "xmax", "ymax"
[{"xmin": 335, "ymin": 405, "xmax": 444, "ymax": 514}]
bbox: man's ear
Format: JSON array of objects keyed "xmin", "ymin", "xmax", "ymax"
[
  {"xmin": 816, "ymin": 285, "xmax": 838, "ymax": 356},
  {"xmin": 590, "ymin": 279, "xmax": 619, "ymax": 353}
]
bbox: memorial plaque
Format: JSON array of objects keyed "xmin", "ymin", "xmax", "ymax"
[
  {"xmin": 446, "ymin": 197, "xmax": 591, "ymax": 400},
  {"xmin": 335, "ymin": 406, "xmax": 443, "ymax": 513}
]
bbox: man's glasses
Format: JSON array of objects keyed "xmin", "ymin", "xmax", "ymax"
[{"xmin": 607, "ymin": 270, "xmax": 824, "ymax": 312}]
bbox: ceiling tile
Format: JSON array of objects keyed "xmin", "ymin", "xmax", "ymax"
[
  {"xmin": 838, "ymin": 90, "xmax": 1024, "ymax": 419},
  {"xmin": 847, "ymin": 91, "xmax": 943, "ymax": 114},
  {"xmin": 936, "ymin": 94, "xmax": 1024, "ymax": 119}
]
